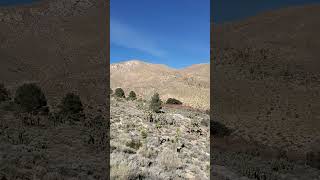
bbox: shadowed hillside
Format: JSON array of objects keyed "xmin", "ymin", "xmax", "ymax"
[
  {"xmin": 0, "ymin": 0, "xmax": 108, "ymax": 179},
  {"xmin": 0, "ymin": 0, "xmax": 108, "ymax": 107},
  {"xmin": 212, "ymin": 4, "xmax": 320, "ymax": 180}
]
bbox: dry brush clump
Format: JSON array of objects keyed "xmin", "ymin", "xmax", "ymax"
[
  {"xmin": 157, "ymin": 147, "xmax": 182, "ymax": 171},
  {"xmin": 0, "ymin": 83, "xmax": 10, "ymax": 102}
]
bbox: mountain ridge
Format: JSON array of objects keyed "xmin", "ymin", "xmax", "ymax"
[{"xmin": 110, "ymin": 60, "xmax": 210, "ymax": 110}]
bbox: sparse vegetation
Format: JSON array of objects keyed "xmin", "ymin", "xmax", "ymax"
[
  {"xmin": 211, "ymin": 120, "xmax": 232, "ymax": 137},
  {"xmin": 140, "ymin": 128, "xmax": 148, "ymax": 139},
  {"xmin": 126, "ymin": 139, "xmax": 142, "ymax": 150},
  {"xmin": 0, "ymin": 83, "xmax": 10, "ymax": 102},
  {"xmin": 114, "ymin": 88, "xmax": 125, "ymax": 98},
  {"xmin": 149, "ymin": 93, "xmax": 162, "ymax": 113},
  {"xmin": 128, "ymin": 90, "xmax": 137, "ymax": 100},
  {"xmin": 14, "ymin": 83, "xmax": 47, "ymax": 112},
  {"xmin": 166, "ymin": 98, "xmax": 182, "ymax": 105},
  {"xmin": 58, "ymin": 93, "xmax": 83, "ymax": 115},
  {"xmin": 111, "ymin": 94, "xmax": 210, "ymax": 179},
  {"xmin": 111, "ymin": 163, "xmax": 130, "ymax": 180},
  {"xmin": 158, "ymin": 147, "xmax": 181, "ymax": 171},
  {"xmin": 306, "ymin": 151, "xmax": 320, "ymax": 169}
]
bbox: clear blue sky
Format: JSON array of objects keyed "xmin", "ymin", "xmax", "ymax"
[
  {"xmin": 111, "ymin": 0, "xmax": 210, "ymax": 69},
  {"xmin": 212, "ymin": 0, "xmax": 320, "ymax": 24}
]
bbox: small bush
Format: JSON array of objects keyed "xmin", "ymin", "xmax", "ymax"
[
  {"xmin": 59, "ymin": 93, "xmax": 83, "ymax": 115},
  {"xmin": 128, "ymin": 91, "xmax": 137, "ymax": 100},
  {"xmin": 306, "ymin": 151, "xmax": 320, "ymax": 169},
  {"xmin": 149, "ymin": 93, "xmax": 162, "ymax": 113},
  {"xmin": 200, "ymin": 118, "xmax": 209, "ymax": 127},
  {"xmin": 140, "ymin": 129, "xmax": 147, "ymax": 139},
  {"xmin": 114, "ymin": 88, "xmax": 125, "ymax": 98},
  {"xmin": 111, "ymin": 163, "xmax": 130, "ymax": 180},
  {"xmin": 0, "ymin": 83, "xmax": 10, "ymax": 102},
  {"xmin": 126, "ymin": 139, "xmax": 142, "ymax": 150},
  {"xmin": 14, "ymin": 83, "xmax": 47, "ymax": 112},
  {"xmin": 211, "ymin": 120, "xmax": 232, "ymax": 137},
  {"xmin": 158, "ymin": 148, "xmax": 181, "ymax": 170},
  {"xmin": 166, "ymin": 98, "xmax": 182, "ymax": 105},
  {"xmin": 110, "ymin": 88, "xmax": 113, "ymax": 95}
]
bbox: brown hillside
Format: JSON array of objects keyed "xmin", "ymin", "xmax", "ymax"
[
  {"xmin": 110, "ymin": 60, "xmax": 210, "ymax": 110},
  {"xmin": 212, "ymin": 3, "xmax": 320, "ymax": 170},
  {"xmin": 0, "ymin": 0, "xmax": 108, "ymax": 106}
]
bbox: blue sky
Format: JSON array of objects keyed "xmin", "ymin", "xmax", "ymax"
[
  {"xmin": 0, "ymin": 0, "xmax": 35, "ymax": 6},
  {"xmin": 212, "ymin": 0, "xmax": 320, "ymax": 24},
  {"xmin": 111, "ymin": 0, "xmax": 210, "ymax": 69}
]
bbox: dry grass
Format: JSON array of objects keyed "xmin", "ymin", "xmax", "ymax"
[{"xmin": 157, "ymin": 147, "xmax": 182, "ymax": 171}]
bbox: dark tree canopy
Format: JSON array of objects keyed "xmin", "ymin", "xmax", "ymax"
[
  {"xmin": 114, "ymin": 88, "xmax": 125, "ymax": 98},
  {"xmin": 14, "ymin": 83, "xmax": 47, "ymax": 112}
]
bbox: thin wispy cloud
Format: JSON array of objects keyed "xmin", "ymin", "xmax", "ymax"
[{"xmin": 111, "ymin": 19, "xmax": 166, "ymax": 57}]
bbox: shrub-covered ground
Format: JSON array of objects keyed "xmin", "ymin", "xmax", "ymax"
[
  {"xmin": 110, "ymin": 96, "xmax": 210, "ymax": 179},
  {"xmin": 0, "ymin": 96, "xmax": 107, "ymax": 179}
]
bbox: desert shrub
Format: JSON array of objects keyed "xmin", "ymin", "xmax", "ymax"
[
  {"xmin": 158, "ymin": 147, "xmax": 181, "ymax": 170},
  {"xmin": 140, "ymin": 128, "xmax": 147, "ymax": 139},
  {"xmin": 59, "ymin": 93, "xmax": 83, "ymax": 115},
  {"xmin": 114, "ymin": 88, "xmax": 125, "ymax": 98},
  {"xmin": 166, "ymin": 98, "xmax": 182, "ymax": 105},
  {"xmin": 126, "ymin": 139, "xmax": 142, "ymax": 150},
  {"xmin": 149, "ymin": 93, "xmax": 162, "ymax": 113},
  {"xmin": 127, "ymin": 91, "xmax": 137, "ymax": 100},
  {"xmin": 211, "ymin": 120, "xmax": 232, "ymax": 137},
  {"xmin": 270, "ymin": 159, "xmax": 293, "ymax": 172},
  {"xmin": 48, "ymin": 112, "xmax": 63, "ymax": 125},
  {"xmin": 306, "ymin": 151, "xmax": 320, "ymax": 169},
  {"xmin": 200, "ymin": 118, "xmax": 209, "ymax": 127},
  {"xmin": 0, "ymin": 83, "xmax": 10, "ymax": 102},
  {"xmin": 111, "ymin": 163, "xmax": 130, "ymax": 180},
  {"xmin": 14, "ymin": 83, "xmax": 47, "ymax": 112}
]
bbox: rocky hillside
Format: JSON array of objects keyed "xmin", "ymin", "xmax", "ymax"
[
  {"xmin": 110, "ymin": 96, "xmax": 209, "ymax": 179},
  {"xmin": 110, "ymin": 60, "xmax": 210, "ymax": 110}
]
